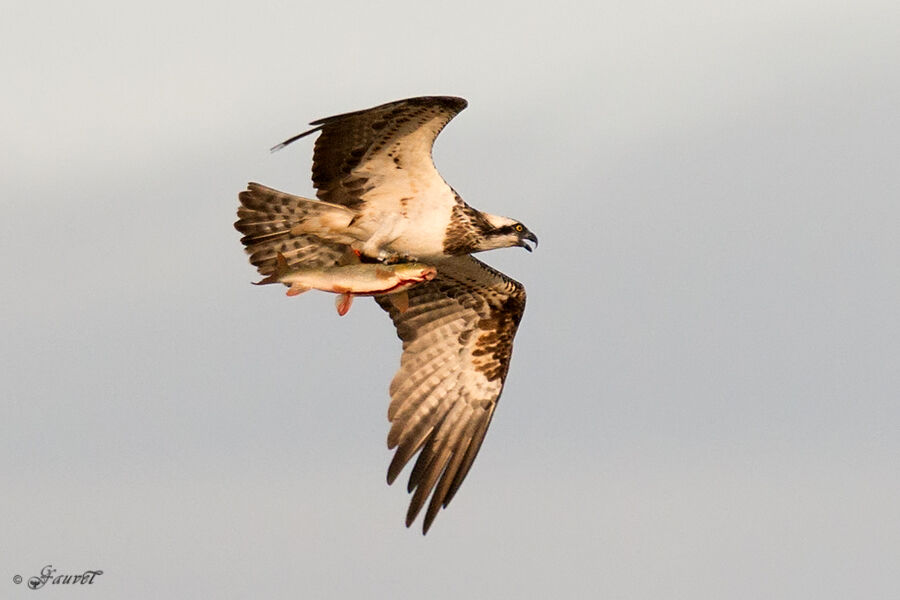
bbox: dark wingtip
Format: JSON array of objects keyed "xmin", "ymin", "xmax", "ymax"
[
  {"xmin": 270, "ymin": 126, "xmax": 322, "ymax": 153},
  {"xmin": 422, "ymin": 96, "xmax": 468, "ymax": 113},
  {"xmin": 422, "ymin": 511, "xmax": 437, "ymax": 534}
]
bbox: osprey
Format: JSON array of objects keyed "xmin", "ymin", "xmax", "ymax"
[{"xmin": 235, "ymin": 96, "xmax": 537, "ymax": 533}]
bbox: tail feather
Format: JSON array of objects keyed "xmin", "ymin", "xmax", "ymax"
[{"xmin": 235, "ymin": 183, "xmax": 355, "ymax": 275}]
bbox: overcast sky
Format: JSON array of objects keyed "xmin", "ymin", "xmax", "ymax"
[{"xmin": 2, "ymin": 0, "xmax": 899, "ymax": 598}]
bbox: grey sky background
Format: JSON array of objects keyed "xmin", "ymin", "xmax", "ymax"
[{"xmin": 2, "ymin": 0, "xmax": 899, "ymax": 597}]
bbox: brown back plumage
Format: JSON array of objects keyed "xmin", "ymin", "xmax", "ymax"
[{"xmin": 273, "ymin": 96, "xmax": 467, "ymax": 209}]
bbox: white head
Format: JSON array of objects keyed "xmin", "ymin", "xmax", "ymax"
[{"xmin": 478, "ymin": 214, "xmax": 539, "ymax": 253}]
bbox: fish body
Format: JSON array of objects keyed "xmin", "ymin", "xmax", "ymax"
[{"xmin": 254, "ymin": 253, "xmax": 437, "ymax": 315}]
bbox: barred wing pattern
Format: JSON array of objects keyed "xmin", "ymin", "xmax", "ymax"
[
  {"xmin": 374, "ymin": 256, "xmax": 526, "ymax": 533},
  {"xmin": 235, "ymin": 183, "xmax": 349, "ymax": 276},
  {"xmin": 274, "ymin": 96, "xmax": 468, "ymax": 211}
]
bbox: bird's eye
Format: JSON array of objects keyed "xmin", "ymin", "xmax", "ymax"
[{"xmin": 514, "ymin": 224, "xmax": 523, "ymax": 232}]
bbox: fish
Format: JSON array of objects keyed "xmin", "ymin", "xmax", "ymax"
[{"xmin": 253, "ymin": 253, "xmax": 437, "ymax": 315}]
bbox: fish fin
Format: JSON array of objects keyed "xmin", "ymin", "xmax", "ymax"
[
  {"xmin": 337, "ymin": 247, "xmax": 362, "ymax": 267},
  {"xmin": 274, "ymin": 252, "xmax": 289, "ymax": 274},
  {"xmin": 335, "ymin": 293, "xmax": 354, "ymax": 316},
  {"xmin": 388, "ymin": 290, "xmax": 409, "ymax": 313},
  {"xmin": 286, "ymin": 284, "xmax": 310, "ymax": 297},
  {"xmin": 252, "ymin": 252, "xmax": 290, "ymax": 286},
  {"xmin": 375, "ymin": 266, "xmax": 395, "ymax": 280}
]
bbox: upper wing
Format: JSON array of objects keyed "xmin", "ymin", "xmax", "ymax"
[
  {"xmin": 273, "ymin": 96, "xmax": 468, "ymax": 211},
  {"xmin": 374, "ymin": 255, "xmax": 527, "ymax": 533}
]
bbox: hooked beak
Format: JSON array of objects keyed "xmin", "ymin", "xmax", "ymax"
[{"xmin": 519, "ymin": 229, "xmax": 539, "ymax": 252}]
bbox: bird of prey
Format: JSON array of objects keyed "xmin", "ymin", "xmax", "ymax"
[{"xmin": 235, "ymin": 96, "xmax": 537, "ymax": 533}]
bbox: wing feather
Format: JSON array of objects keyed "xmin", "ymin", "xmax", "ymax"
[
  {"xmin": 426, "ymin": 412, "xmax": 481, "ymax": 527},
  {"xmin": 235, "ymin": 183, "xmax": 349, "ymax": 275},
  {"xmin": 274, "ymin": 96, "xmax": 468, "ymax": 212},
  {"xmin": 444, "ymin": 407, "xmax": 496, "ymax": 505},
  {"xmin": 387, "ymin": 371, "xmax": 455, "ymax": 449},
  {"xmin": 375, "ymin": 255, "xmax": 527, "ymax": 533},
  {"xmin": 388, "ymin": 351, "xmax": 457, "ymax": 420}
]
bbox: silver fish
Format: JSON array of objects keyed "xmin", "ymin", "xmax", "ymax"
[{"xmin": 254, "ymin": 253, "xmax": 437, "ymax": 315}]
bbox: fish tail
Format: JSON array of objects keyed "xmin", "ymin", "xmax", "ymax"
[{"xmin": 252, "ymin": 252, "xmax": 290, "ymax": 286}]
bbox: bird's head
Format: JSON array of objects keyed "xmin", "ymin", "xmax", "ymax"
[{"xmin": 482, "ymin": 215, "xmax": 539, "ymax": 253}]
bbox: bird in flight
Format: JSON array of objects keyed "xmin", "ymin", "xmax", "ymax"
[{"xmin": 235, "ymin": 96, "xmax": 537, "ymax": 533}]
